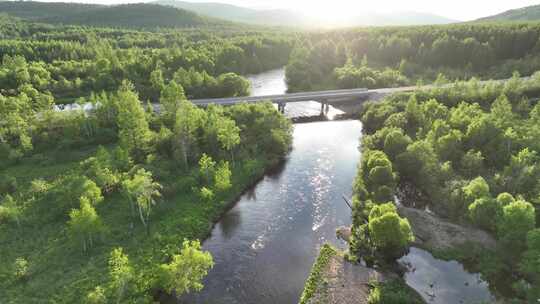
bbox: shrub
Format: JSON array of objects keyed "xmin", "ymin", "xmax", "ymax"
[
  {"xmin": 199, "ymin": 187, "xmax": 214, "ymax": 202},
  {"xmin": 368, "ymin": 203, "xmax": 414, "ymax": 259},
  {"xmin": 497, "ymin": 200, "xmax": 536, "ymax": 252},
  {"xmin": 157, "ymin": 239, "xmax": 213, "ymax": 295},
  {"xmin": 13, "ymin": 257, "xmax": 28, "ymax": 280}
]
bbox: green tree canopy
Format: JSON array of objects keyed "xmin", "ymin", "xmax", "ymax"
[{"xmin": 157, "ymin": 239, "xmax": 213, "ymax": 295}]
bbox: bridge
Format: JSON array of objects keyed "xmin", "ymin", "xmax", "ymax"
[{"xmin": 190, "ymin": 86, "xmax": 417, "ymax": 112}]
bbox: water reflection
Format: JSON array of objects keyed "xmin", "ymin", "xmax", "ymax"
[
  {"xmin": 399, "ymin": 247, "xmax": 494, "ymax": 304},
  {"xmin": 247, "ymin": 68, "xmax": 287, "ymax": 97},
  {"xmin": 218, "ymin": 209, "xmax": 242, "ymax": 240}
]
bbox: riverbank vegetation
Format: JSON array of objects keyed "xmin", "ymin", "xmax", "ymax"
[
  {"xmin": 367, "ymin": 280, "xmax": 424, "ymax": 304},
  {"xmin": 299, "ymin": 244, "xmax": 338, "ymax": 304},
  {"xmin": 0, "ymin": 17, "xmax": 294, "ymax": 303},
  {"xmin": 286, "ymin": 23, "xmax": 540, "ymax": 91},
  {"xmin": 351, "ymin": 73, "xmax": 540, "ymax": 302}
]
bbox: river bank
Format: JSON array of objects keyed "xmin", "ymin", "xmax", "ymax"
[
  {"xmin": 304, "ymin": 203, "xmax": 499, "ymax": 304},
  {"xmin": 299, "ymin": 244, "xmax": 424, "ymax": 304}
]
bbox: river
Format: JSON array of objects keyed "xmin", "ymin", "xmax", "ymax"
[{"xmin": 180, "ymin": 68, "xmax": 495, "ymax": 304}]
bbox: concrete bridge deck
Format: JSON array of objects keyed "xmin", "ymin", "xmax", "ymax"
[{"xmin": 190, "ymin": 87, "xmax": 396, "ymax": 106}]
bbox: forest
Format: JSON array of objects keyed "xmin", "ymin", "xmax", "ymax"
[
  {"xmin": 0, "ymin": 16, "xmax": 294, "ymax": 303},
  {"xmin": 350, "ymin": 74, "xmax": 540, "ymax": 302},
  {"xmin": 0, "ymin": 14, "xmax": 293, "ymax": 105},
  {"xmin": 286, "ymin": 23, "xmax": 540, "ymax": 91},
  {"xmin": 3, "ymin": 5, "xmax": 540, "ymax": 303}
]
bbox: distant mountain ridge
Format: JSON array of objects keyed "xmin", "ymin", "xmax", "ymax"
[
  {"xmin": 153, "ymin": 0, "xmax": 458, "ymax": 27},
  {"xmin": 477, "ymin": 4, "xmax": 540, "ymax": 22},
  {"xmin": 0, "ymin": 1, "xmax": 220, "ymax": 28}
]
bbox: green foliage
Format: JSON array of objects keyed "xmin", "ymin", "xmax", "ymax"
[
  {"xmin": 85, "ymin": 286, "xmax": 107, "ymax": 304},
  {"xmin": 463, "ymin": 177, "xmax": 490, "ymax": 202},
  {"xmin": 350, "ymin": 72, "xmax": 540, "ymax": 300},
  {"xmin": 108, "ymin": 248, "xmax": 134, "ymax": 304},
  {"xmin": 157, "ymin": 239, "xmax": 213, "ymax": 295},
  {"xmin": 115, "ymin": 81, "xmax": 152, "ymax": 162},
  {"xmin": 334, "ymin": 60, "xmax": 408, "ymax": 89},
  {"xmin": 383, "ymin": 129, "xmax": 411, "ymax": 160},
  {"xmin": 460, "ymin": 150, "xmax": 484, "ymax": 178},
  {"xmin": 502, "ymin": 148, "xmax": 540, "ymax": 197},
  {"xmin": 199, "ymin": 186, "xmax": 214, "ymax": 203},
  {"xmin": 67, "ymin": 197, "xmax": 106, "ymax": 252},
  {"xmin": 13, "ymin": 257, "xmax": 29, "ymax": 281},
  {"xmin": 0, "ymin": 194, "xmax": 21, "ymax": 227},
  {"xmin": 367, "ymin": 203, "xmax": 414, "ymax": 259},
  {"xmin": 497, "ymin": 199, "xmax": 536, "ymax": 252},
  {"xmin": 468, "ymin": 197, "xmax": 500, "ymax": 231},
  {"xmin": 359, "ymin": 150, "xmax": 397, "ymax": 204},
  {"xmin": 287, "ymin": 24, "xmax": 540, "ymax": 91},
  {"xmin": 0, "ymin": 96, "xmax": 292, "ymax": 303},
  {"xmin": 121, "ymin": 168, "xmax": 162, "ymax": 229},
  {"xmin": 198, "ymin": 153, "xmax": 216, "ymax": 184},
  {"xmin": 520, "ymin": 229, "xmax": 540, "ymax": 302},
  {"xmin": 216, "ymin": 116, "xmax": 241, "ymax": 163},
  {"xmin": 298, "ymin": 244, "xmax": 338, "ymax": 304},
  {"xmin": 0, "ymin": 19, "xmax": 293, "ymax": 157},
  {"xmin": 357, "ymin": 75, "xmax": 540, "ymax": 299},
  {"xmin": 174, "ymin": 99, "xmax": 205, "ymax": 168},
  {"xmin": 159, "ymin": 81, "xmax": 186, "ymax": 126},
  {"xmin": 368, "ymin": 280, "xmax": 424, "ymax": 304},
  {"xmin": 214, "ymin": 161, "xmax": 232, "ymax": 192}
]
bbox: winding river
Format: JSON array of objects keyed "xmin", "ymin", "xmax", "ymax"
[{"xmin": 180, "ymin": 68, "xmax": 495, "ymax": 304}]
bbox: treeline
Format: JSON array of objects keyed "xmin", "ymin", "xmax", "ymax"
[
  {"xmin": 351, "ymin": 74, "xmax": 540, "ymax": 302},
  {"xmin": 0, "ymin": 18, "xmax": 294, "ymax": 103},
  {"xmin": 286, "ymin": 23, "xmax": 540, "ymax": 91},
  {"xmin": 0, "ymin": 77, "xmax": 292, "ymax": 302}
]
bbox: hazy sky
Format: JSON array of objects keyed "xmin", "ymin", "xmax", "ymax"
[{"xmin": 38, "ymin": 0, "xmax": 540, "ymax": 21}]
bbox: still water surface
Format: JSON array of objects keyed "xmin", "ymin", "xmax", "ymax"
[{"xmin": 181, "ymin": 68, "xmax": 494, "ymax": 304}]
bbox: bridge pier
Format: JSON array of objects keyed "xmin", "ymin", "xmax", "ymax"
[
  {"xmin": 320, "ymin": 100, "xmax": 330, "ymax": 115},
  {"xmin": 277, "ymin": 102, "xmax": 286, "ymax": 113}
]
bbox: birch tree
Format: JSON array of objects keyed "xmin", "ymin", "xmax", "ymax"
[{"xmin": 121, "ymin": 169, "xmax": 162, "ymax": 233}]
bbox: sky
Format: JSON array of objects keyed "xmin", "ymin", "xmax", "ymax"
[{"xmin": 36, "ymin": 0, "xmax": 540, "ymax": 21}]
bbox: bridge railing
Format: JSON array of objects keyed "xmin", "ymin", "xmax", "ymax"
[{"xmin": 190, "ymin": 88, "xmax": 369, "ymax": 106}]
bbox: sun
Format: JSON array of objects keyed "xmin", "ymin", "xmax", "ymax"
[{"xmin": 299, "ymin": 1, "xmax": 376, "ymax": 20}]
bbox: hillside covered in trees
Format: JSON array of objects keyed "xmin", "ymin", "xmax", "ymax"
[
  {"xmin": 286, "ymin": 23, "xmax": 540, "ymax": 91},
  {"xmin": 0, "ymin": 1, "xmax": 226, "ymax": 29},
  {"xmin": 477, "ymin": 4, "xmax": 540, "ymax": 22}
]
